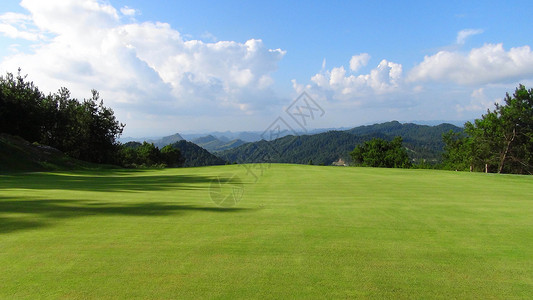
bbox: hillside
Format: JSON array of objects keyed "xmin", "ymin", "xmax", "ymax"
[
  {"xmin": 347, "ymin": 121, "xmax": 461, "ymax": 158},
  {"xmin": 219, "ymin": 131, "xmax": 373, "ymax": 165},
  {"xmin": 153, "ymin": 133, "xmax": 184, "ymax": 148},
  {"xmin": 219, "ymin": 121, "xmax": 463, "ymax": 165},
  {"xmin": 0, "ymin": 133, "xmax": 103, "ymax": 172},
  {"xmin": 192, "ymin": 135, "xmax": 246, "ymax": 152},
  {"xmin": 169, "ymin": 140, "xmax": 226, "ymax": 167}
]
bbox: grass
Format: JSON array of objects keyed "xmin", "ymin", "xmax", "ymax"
[
  {"xmin": 0, "ymin": 134, "xmax": 109, "ymax": 172},
  {"xmin": 0, "ymin": 164, "xmax": 532, "ymax": 298}
]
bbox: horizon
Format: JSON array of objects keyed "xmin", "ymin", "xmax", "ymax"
[
  {"xmin": 120, "ymin": 119, "xmax": 468, "ymax": 141},
  {"xmin": 1, "ymin": 1, "xmax": 532, "ymax": 136}
]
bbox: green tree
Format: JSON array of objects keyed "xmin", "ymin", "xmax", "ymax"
[
  {"xmin": 0, "ymin": 70, "xmax": 44, "ymax": 142},
  {"xmin": 443, "ymin": 85, "xmax": 533, "ymax": 174},
  {"xmin": 350, "ymin": 136, "xmax": 411, "ymax": 168},
  {"xmin": 161, "ymin": 145, "xmax": 183, "ymax": 167},
  {"xmin": 442, "ymin": 130, "xmax": 474, "ymax": 171},
  {"xmin": 136, "ymin": 142, "xmax": 161, "ymax": 166},
  {"xmin": 0, "ymin": 70, "xmax": 125, "ymax": 165}
]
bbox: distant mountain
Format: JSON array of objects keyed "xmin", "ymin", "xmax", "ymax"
[
  {"xmin": 183, "ymin": 131, "xmax": 263, "ymax": 143},
  {"xmin": 169, "ymin": 140, "xmax": 226, "ymax": 167},
  {"xmin": 192, "ymin": 135, "xmax": 218, "ymax": 145},
  {"xmin": 347, "ymin": 121, "xmax": 462, "ymax": 161},
  {"xmin": 153, "ymin": 133, "xmax": 183, "ymax": 148},
  {"xmin": 346, "ymin": 121, "xmax": 460, "ymax": 138},
  {"xmin": 121, "ymin": 136, "xmax": 225, "ymax": 167},
  {"xmin": 218, "ymin": 121, "xmax": 463, "ymax": 165},
  {"xmin": 192, "ymin": 135, "xmax": 246, "ymax": 153},
  {"xmin": 219, "ymin": 131, "xmax": 369, "ymax": 165},
  {"xmin": 120, "ymin": 133, "xmax": 184, "ymax": 148}
]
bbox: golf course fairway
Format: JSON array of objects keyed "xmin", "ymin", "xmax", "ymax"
[{"xmin": 1, "ymin": 164, "xmax": 532, "ymax": 298}]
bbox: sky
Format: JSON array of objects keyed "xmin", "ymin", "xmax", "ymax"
[{"xmin": 1, "ymin": 0, "xmax": 533, "ymax": 137}]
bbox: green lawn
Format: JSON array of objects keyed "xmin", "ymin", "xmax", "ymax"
[{"xmin": 1, "ymin": 164, "xmax": 532, "ymax": 298}]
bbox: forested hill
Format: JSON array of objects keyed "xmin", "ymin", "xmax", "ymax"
[
  {"xmin": 218, "ymin": 121, "xmax": 463, "ymax": 165},
  {"xmin": 192, "ymin": 135, "xmax": 246, "ymax": 152},
  {"xmin": 347, "ymin": 121, "xmax": 460, "ymax": 145},
  {"xmin": 347, "ymin": 121, "xmax": 463, "ymax": 162},
  {"xmin": 169, "ymin": 140, "xmax": 226, "ymax": 167},
  {"xmin": 219, "ymin": 131, "xmax": 366, "ymax": 165}
]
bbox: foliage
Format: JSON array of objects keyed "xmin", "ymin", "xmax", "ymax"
[
  {"xmin": 0, "ymin": 133, "xmax": 104, "ymax": 172},
  {"xmin": 119, "ymin": 140, "xmax": 223, "ymax": 168},
  {"xmin": 220, "ymin": 123, "xmax": 462, "ymax": 166},
  {"xmin": 168, "ymin": 140, "xmax": 226, "ymax": 167},
  {"xmin": 443, "ymin": 85, "xmax": 533, "ymax": 174},
  {"xmin": 119, "ymin": 142, "xmax": 183, "ymax": 168},
  {"xmin": 441, "ymin": 130, "xmax": 474, "ymax": 171},
  {"xmin": 0, "ymin": 71, "xmax": 43, "ymax": 143},
  {"xmin": 350, "ymin": 136, "xmax": 412, "ymax": 168},
  {"xmin": 0, "ymin": 70, "xmax": 124, "ymax": 164},
  {"xmin": 160, "ymin": 145, "xmax": 184, "ymax": 167},
  {"xmin": 346, "ymin": 121, "xmax": 462, "ymax": 162}
]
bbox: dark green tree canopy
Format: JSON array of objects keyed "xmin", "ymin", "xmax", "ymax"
[
  {"xmin": 443, "ymin": 85, "xmax": 533, "ymax": 174},
  {"xmin": 0, "ymin": 70, "xmax": 124, "ymax": 164},
  {"xmin": 350, "ymin": 136, "xmax": 411, "ymax": 168}
]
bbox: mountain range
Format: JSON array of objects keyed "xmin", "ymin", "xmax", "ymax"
[
  {"xmin": 124, "ymin": 121, "xmax": 464, "ymax": 167},
  {"xmin": 218, "ymin": 121, "xmax": 462, "ymax": 165},
  {"xmin": 191, "ymin": 135, "xmax": 246, "ymax": 153}
]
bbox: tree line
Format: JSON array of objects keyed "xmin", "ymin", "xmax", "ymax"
[
  {"xmin": 120, "ymin": 142, "xmax": 183, "ymax": 168},
  {"xmin": 2, "ymin": 69, "xmax": 531, "ymax": 174},
  {"xmin": 0, "ymin": 70, "xmax": 183, "ymax": 168},
  {"xmin": 351, "ymin": 85, "xmax": 533, "ymax": 174},
  {"xmin": 442, "ymin": 85, "xmax": 533, "ymax": 174},
  {"xmin": 0, "ymin": 70, "xmax": 124, "ymax": 164}
]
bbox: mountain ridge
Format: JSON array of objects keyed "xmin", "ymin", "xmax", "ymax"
[{"xmin": 218, "ymin": 121, "xmax": 463, "ymax": 165}]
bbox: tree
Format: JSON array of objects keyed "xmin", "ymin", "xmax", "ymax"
[
  {"xmin": 350, "ymin": 136, "xmax": 411, "ymax": 168},
  {"xmin": 0, "ymin": 69, "xmax": 44, "ymax": 142},
  {"xmin": 0, "ymin": 70, "xmax": 125, "ymax": 165},
  {"xmin": 443, "ymin": 85, "xmax": 533, "ymax": 174},
  {"xmin": 442, "ymin": 130, "xmax": 474, "ymax": 171},
  {"xmin": 161, "ymin": 145, "xmax": 183, "ymax": 167},
  {"xmin": 136, "ymin": 142, "xmax": 161, "ymax": 166}
]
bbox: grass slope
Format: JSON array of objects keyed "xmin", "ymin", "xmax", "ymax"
[
  {"xmin": 0, "ymin": 133, "xmax": 103, "ymax": 172},
  {"xmin": 0, "ymin": 165, "xmax": 532, "ymax": 298}
]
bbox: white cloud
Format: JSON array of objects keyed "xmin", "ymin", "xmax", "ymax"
[
  {"xmin": 302, "ymin": 56, "xmax": 403, "ymax": 102},
  {"xmin": 20, "ymin": 0, "xmax": 119, "ymax": 35},
  {"xmin": 120, "ymin": 6, "xmax": 137, "ymax": 16},
  {"xmin": 0, "ymin": 12, "xmax": 32, "ymax": 23},
  {"xmin": 349, "ymin": 53, "xmax": 370, "ymax": 72},
  {"xmin": 0, "ymin": 0, "xmax": 286, "ymax": 134},
  {"xmin": 456, "ymin": 87, "xmax": 500, "ymax": 112},
  {"xmin": 456, "ymin": 28, "xmax": 483, "ymax": 45},
  {"xmin": 0, "ymin": 23, "xmax": 40, "ymax": 40},
  {"xmin": 409, "ymin": 43, "xmax": 533, "ymax": 85},
  {"xmin": 0, "ymin": 11, "xmax": 43, "ymax": 41}
]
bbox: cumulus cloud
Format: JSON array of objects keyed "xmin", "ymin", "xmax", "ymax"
[
  {"xmin": 298, "ymin": 55, "xmax": 403, "ymax": 102},
  {"xmin": 0, "ymin": 11, "xmax": 43, "ymax": 41},
  {"xmin": 456, "ymin": 87, "xmax": 500, "ymax": 112},
  {"xmin": 120, "ymin": 6, "xmax": 137, "ymax": 16},
  {"xmin": 0, "ymin": 0, "xmax": 286, "ymax": 128},
  {"xmin": 408, "ymin": 43, "xmax": 533, "ymax": 85},
  {"xmin": 456, "ymin": 28, "xmax": 483, "ymax": 45},
  {"xmin": 349, "ymin": 53, "xmax": 370, "ymax": 72}
]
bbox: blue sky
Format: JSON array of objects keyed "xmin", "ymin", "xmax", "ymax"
[{"xmin": 1, "ymin": 0, "xmax": 533, "ymax": 136}]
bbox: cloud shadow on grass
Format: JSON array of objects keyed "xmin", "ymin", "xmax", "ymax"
[
  {"xmin": 0, "ymin": 171, "xmax": 232, "ymax": 193},
  {"xmin": 0, "ymin": 171, "xmax": 251, "ymax": 234},
  {"xmin": 0, "ymin": 196, "xmax": 249, "ymax": 234}
]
